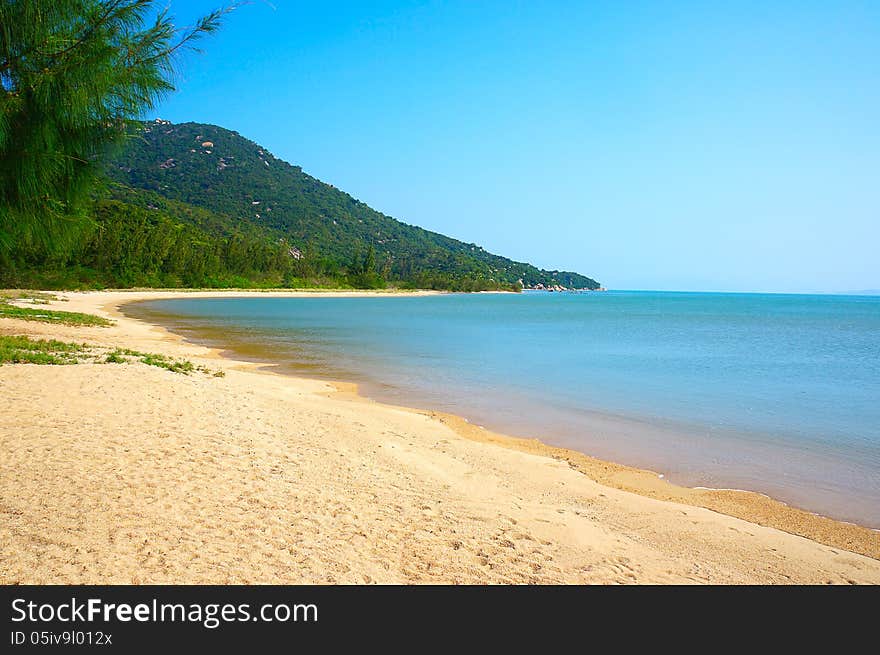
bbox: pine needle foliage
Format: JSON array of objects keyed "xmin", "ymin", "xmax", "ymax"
[{"xmin": 0, "ymin": 0, "xmax": 232, "ymax": 258}]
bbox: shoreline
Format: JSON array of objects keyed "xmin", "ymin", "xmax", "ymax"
[
  {"xmin": 2, "ymin": 288, "xmax": 879, "ymax": 583},
  {"xmin": 119, "ymin": 291, "xmax": 880, "ymax": 557}
]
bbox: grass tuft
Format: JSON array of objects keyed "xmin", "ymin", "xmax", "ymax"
[
  {"xmin": 103, "ymin": 347, "xmax": 221, "ymax": 376},
  {"xmin": 0, "ymin": 335, "xmax": 87, "ymax": 365},
  {"xmin": 2, "ymin": 336, "xmax": 222, "ymax": 376},
  {"xmin": 0, "ymin": 291, "xmax": 62, "ymax": 303},
  {"xmin": 0, "ymin": 301, "xmax": 113, "ymax": 326},
  {"xmin": 104, "ymin": 350, "xmax": 128, "ymax": 363}
]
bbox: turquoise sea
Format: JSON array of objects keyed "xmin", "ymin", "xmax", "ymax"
[{"xmin": 129, "ymin": 291, "xmax": 880, "ymax": 527}]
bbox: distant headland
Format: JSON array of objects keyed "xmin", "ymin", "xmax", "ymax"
[{"xmin": 1, "ymin": 119, "xmax": 601, "ymax": 294}]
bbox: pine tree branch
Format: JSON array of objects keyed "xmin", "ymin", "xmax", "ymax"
[{"xmin": 134, "ymin": 3, "xmax": 243, "ymax": 67}]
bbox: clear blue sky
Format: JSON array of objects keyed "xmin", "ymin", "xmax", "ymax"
[{"xmin": 153, "ymin": 1, "xmax": 879, "ymax": 293}]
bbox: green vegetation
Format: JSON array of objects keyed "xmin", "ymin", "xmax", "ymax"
[
  {"xmin": 0, "ymin": 291, "xmax": 59, "ymax": 304},
  {"xmin": 1, "ymin": 121, "xmax": 600, "ymax": 292},
  {"xmin": 104, "ymin": 347, "xmax": 223, "ymax": 376},
  {"xmin": 104, "ymin": 350, "xmax": 128, "ymax": 364},
  {"xmin": 0, "ymin": 335, "xmax": 87, "ymax": 364},
  {"xmin": 0, "ymin": 301, "xmax": 113, "ymax": 326},
  {"xmin": 0, "ymin": 292, "xmax": 111, "ymax": 326},
  {"xmin": 0, "ymin": 335, "xmax": 223, "ymax": 375},
  {"xmin": 0, "ymin": 0, "xmax": 227, "ymax": 261},
  {"xmin": 109, "ymin": 348, "xmax": 195, "ymax": 374}
]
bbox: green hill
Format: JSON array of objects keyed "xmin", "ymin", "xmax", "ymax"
[{"xmin": 2, "ymin": 119, "xmax": 600, "ymax": 291}]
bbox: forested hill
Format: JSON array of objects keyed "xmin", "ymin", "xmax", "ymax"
[{"xmin": 100, "ymin": 120, "xmax": 599, "ymax": 290}]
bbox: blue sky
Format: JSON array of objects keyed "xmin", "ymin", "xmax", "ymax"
[{"xmin": 153, "ymin": 1, "xmax": 879, "ymax": 292}]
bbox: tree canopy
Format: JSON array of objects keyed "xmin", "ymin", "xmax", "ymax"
[{"xmin": 0, "ymin": 0, "xmax": 228, "ymax": 257}]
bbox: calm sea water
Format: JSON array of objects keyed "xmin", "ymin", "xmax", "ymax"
[{"xmin": 129, "ymin": 291, "xmax": 880, "ymax": 527}]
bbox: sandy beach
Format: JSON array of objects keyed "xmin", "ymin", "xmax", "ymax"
[{"xmin": 1, "ymin": 289, "xmax": 879, "ymax": 584}]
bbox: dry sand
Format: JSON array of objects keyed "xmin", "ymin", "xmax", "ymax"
[{"xmin": 1, "ymin": 289, "xmax": 879, "ymax": 584}]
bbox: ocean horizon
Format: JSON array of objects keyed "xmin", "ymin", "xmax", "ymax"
[{"xmin": 128, "ymin": 290, "xmax": 880, "ymax": 528}]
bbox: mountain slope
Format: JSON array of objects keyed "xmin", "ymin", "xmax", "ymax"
[{"xmin": 105, "ymin": 120, "xmax": 600, "ymax": 290}]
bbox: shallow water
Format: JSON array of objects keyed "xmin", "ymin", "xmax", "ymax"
[{"xmin": 128, "ymin": 291, "xmax": 880, "ymax": 527}]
